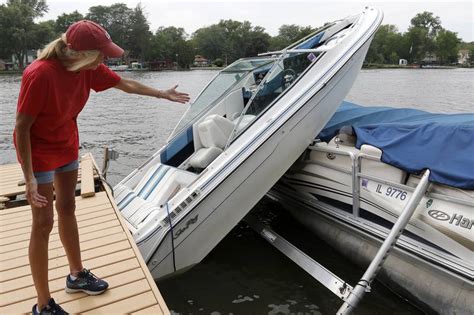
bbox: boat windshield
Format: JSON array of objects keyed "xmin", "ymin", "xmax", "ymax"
[
  {"xmin": 227, "ymin": 50, "xmax": 323, "ymax": 147},
  {"xmin": 168, "ymin": 58, "xmax": 275, "ymax": 141}
]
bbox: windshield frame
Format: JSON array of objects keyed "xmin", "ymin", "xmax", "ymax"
[
  {"xmin": 225, "ymin": 50, "xmax": 326, "ymax": 149},
  {"xmin": 167, "ymin": 57, "xmax": 276, "ymax": 142}
]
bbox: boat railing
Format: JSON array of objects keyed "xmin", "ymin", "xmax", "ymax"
[
  {"xmin": 308, "ymin": 144, "xmax": 360, "ymax": 216},
  {"xmin": 307, "ymin": 143, "xmax": 473, "ymax": 215}
]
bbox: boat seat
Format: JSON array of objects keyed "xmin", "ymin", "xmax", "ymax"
[
  {"xmin": 188, "ymin": 113, "xmax": 256, "ymax": 169},
  {"xmin": 115, "ymin": 163, "xmax": 196, "ymax": 229},
  {"xmin": 335, "ymin": 125, "xmax": 357, "ymax": 146},
  {"xmin": 189, "ymin": 114, "xmax": 234, "ymax": 169},
  {"xmin": 360, "ymin": 144, "xmax": 407, "ymax": 183}
]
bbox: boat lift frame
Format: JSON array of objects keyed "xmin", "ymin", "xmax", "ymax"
[{"xmin": 246, "ymin": 142, "xmax": 432, "ymax": 314}]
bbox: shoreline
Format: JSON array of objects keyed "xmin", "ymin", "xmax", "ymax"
[{"xmin": 1, "ymin": 64, "xmax": 471, "ymax": 75}]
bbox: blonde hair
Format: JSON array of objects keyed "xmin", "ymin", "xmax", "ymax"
[{"xmin": 38, "ymin": 34, "xmax": 101, "ymax": 72}]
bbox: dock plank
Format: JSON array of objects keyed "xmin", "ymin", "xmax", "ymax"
[
  {"xmin": 0, "ymin": 225, "xmax": 123, "ymax": 261},
  {"xmin": 1, "ymin": 268, "xmax": 148, "ymax": 314},
  {"xmin": 83, "ymin": 291, "xmax": 157, "ymax": 314},
  {"xmin": 0, "ymin": 220, "xmax": 121, "ymax": 254},
  {"xmin": 61, "ymin": 279, "xmax": 151, "ymax": 313},
  {"xmin": 132, "ymin": 304, "xmax": 166, "ymax": 314},
  {"xmin": 0, "ymin": 161, "xmax": 98, "ymax": 198},
  {"xmin": 0, "ymin": 234, "xmax": 129, "ymax": 271},
  {"xmin": 1, "ymin": 266, "xmax": 144, "ymax": 308},
  {"xmin": 0, "ymin": 158, "xmax": 169, "ymax": 314},
  {"xmin": 80, "ymin": 154, "xmax": 96, "ymax": 198}
]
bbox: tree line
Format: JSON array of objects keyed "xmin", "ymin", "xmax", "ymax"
[
  {"xmin": 1, "ymin": 0, "xmax": 473, "ymax": 69},
  {"xmin": 367, "ymin": 11, "xmax": 473, "ymax": 65}
]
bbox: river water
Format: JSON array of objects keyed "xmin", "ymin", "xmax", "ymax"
[{"xmin": 1, "ymin": 68, "xmax": 472, "ymax": 314}]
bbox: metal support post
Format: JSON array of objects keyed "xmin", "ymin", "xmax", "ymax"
[{"xmin": 337, "ymin": 169, "xmax": 431, "ymax": 314}]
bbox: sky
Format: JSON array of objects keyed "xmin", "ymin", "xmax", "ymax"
[{"xmin": 26, "ymin": 0, "xmax": 474, "ymax": 42}]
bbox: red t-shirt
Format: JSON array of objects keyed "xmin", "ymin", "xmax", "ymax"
[{"xmin": 14, "ymin": 59, "xmax": 121, "ymax": 172}]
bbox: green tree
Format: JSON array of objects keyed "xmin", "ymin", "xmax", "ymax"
[
  {"xmin": 86, "ymin": 3, "xmax": 133, "ymax": 49},
  {"xmin": 436, "ymin": 30, "xmax": 460, "ymax": 64},
  {"xmin": 213, "ymin": 58, "xmax": 223, "ymax": 67},
  {"xmin": 245, "ymin": 26, "xmax": 271, "ymax": 57},
  {"xmin": 175, "ymin": 40, "xmax": 194, "ymax": 69},
  {"xmin": 406, "ymin": 12, "xmax": 442, "ymax": 63},
  {"xmin": 150, "ymin": 26, "xmax": 187, "ymax": 60},
  {"xmin": 126, "ymin": 4, "xmax": 151, "ymax": 60},
  {"xmin": 270, "ymin": 24, "xmax": 316, "ymax": 50},
  {"xmin": 192, "ymin": 24, "xmax": 226, "ymax": 61},
  {"xmin": 410, "ymin": 11, "xmax": 442, "ymax": 38},
  {"xmin": 32, "ymin": 20, "xmax": 55, "ymax": 46},
  {"xmin": 147, "ymin": 26, "xmax": 195, "ymax": 68},
  {"xmin": 405, "ymin": 26, "xmax": 429, "ymax": 62},
  {"xmin": 55, "ymin": 10, "xmax": 83, "ymax": 34},
  {"xmin": 0, "ymin": 0, "xmax": 49, "ymax": 68},
  {"xmin": 366, "ymin": 24, "xmax": 403, "ymax": 64},
  {"xmin": 218, "ymin": 19, "xmax": 252, "ymax": 61},
  {"xmin": 192, "ymin": 19, "xmax": 271, "ymax": 64}
]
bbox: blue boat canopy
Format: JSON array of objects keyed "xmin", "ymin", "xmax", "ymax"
[{"xmin": 318, "ymin": 101, "xmax": 474, "ymax": 189}]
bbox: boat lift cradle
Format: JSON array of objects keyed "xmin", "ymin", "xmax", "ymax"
[{"xmin": 245, "ymin": 144, "xmax": 432, "ymax": 314}]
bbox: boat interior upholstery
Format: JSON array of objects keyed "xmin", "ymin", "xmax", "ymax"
[
  {"xmin": 115, "ymin": 164, "xmax": 197, "ymax": 230},
  {"xmin": 182, "ymin": 86, "xmax": 257, "ymax": 171}
]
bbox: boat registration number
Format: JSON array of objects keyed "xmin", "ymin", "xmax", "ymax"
[
  {"xmin": 382, "ymin": 186, "xmax": 408, "ymax": 200},
  {"xmin": 363, "ymin": 179, "xmax": 408, "ymax": 200}
]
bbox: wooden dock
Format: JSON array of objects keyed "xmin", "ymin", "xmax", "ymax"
[{"xmin": 0, "ymin": 154, "xmax": 170, "ymax": 314}]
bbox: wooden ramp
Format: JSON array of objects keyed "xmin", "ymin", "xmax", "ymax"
[{"xmin": 0, "ymin": 154, "xmax": 170, "ymax": 314}]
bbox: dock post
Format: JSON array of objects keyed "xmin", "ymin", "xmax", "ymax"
[{"xmin": 337, "ymin": 169, "xmax": 431, "ymax": 314}]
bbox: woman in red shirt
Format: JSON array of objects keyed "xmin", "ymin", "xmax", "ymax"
[{"xmin": 14, "ymin": 20, "xmax": 190, "ymax": 315}]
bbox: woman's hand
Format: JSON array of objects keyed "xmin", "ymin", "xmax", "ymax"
[
  {"xmin": 161, "ymin": 85, "xmax": 190, "ymax": 104},
  {"xmin": 25, "ymin": 178, "xmax": 48, "ymax": 208},
  {"xmin": 115, "ymin": 79, "xmax": 190, "ymax": 104}
]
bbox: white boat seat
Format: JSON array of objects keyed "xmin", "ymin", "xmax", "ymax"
[
  {"xmin": 188, "ymin": 113, "xmax": 256, "ymax": 169},
  {"xmin": 188, "ymin": 147, "xmax": 223, "ymax": 169},
  {"xmin": 198, "ymin": 114, "xmax": 235, "ymax": 148},
  {"xmin": 115, "ymin": 164, "xmax": 197, "ymax": 229},
  {"xmin": 360, "ymin": 144, "xmax": 406, "ymax": 183},
  {"xmin": 189, "ymin": 115, "xmax": 234, "ymax": 169}
]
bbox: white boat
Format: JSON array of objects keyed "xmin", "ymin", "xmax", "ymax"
[
  {"xmin": 114, "ymin": 8, "xmax": 383, "ymax": 280},
  {"xmin": 108, "ymin": 64, "xmax": 129, "ymax": 71},
  {"xmin": 270, "ymin": 101, "xmax": 473, "ymax": 314}
]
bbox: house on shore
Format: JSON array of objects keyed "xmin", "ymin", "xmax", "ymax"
[
  {"xmin": 457, "ymin": 49, "xmax": 471, "ymax": 65},
  {"xmin": 193, "ymin": 55, "xmax": 209, "ymax": 67}
]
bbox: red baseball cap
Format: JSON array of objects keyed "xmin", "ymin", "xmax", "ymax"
[{"xmin": 66, "ymin": 20, "xmax": 124, "ymax": 58}]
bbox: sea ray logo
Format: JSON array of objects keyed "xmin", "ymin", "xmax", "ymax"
[
  {"xmin": 426, "ymin": 199, "xmax": 433, "ymax": 208},
  {"xmin": 428, "ymin": 210, "xmax": 450, "ymax": 221},
  {"xmin": 173, "ymin": 214, "xmax": 198, "ymax": 239}
]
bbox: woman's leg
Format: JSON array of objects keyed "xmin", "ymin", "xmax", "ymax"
[
  {"xmin": 54, "ymin": 168, "xmax": 83, "ymax": 276},
  {"xmin": 29, "ymin": 182, "xmax": 54, "ymax": 311}
]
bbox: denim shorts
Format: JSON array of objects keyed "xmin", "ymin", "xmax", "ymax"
[{"xmin": 34, "ymin": 160, "xmax": 79, "ymax": 184}]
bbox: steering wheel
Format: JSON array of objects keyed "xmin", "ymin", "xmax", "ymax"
[{"xmin": 282, "ymin": 68, "xmax": 297, "ymax": 88}]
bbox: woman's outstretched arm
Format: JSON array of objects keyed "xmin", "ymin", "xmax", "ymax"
[{"xmin": 114, "ymin": 79, "xmax": 190, "ymax": 104}]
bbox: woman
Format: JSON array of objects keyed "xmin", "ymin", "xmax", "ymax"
[{"xmin": 14, "ymin": 20, "xmax": 190, "ymax": 315}]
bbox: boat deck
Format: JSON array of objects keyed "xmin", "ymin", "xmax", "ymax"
[{"xmin": 0, "ymin": 154, "xmax": 170, "ymax": 314}]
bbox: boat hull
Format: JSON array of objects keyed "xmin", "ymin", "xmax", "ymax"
[
  {"xmin": 269, "ymin": 186, "xmax": 472, "ymax": 314},
  {"xmin": 147, "ymin": 40, "xmax": 373, "ymax": 279}
]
